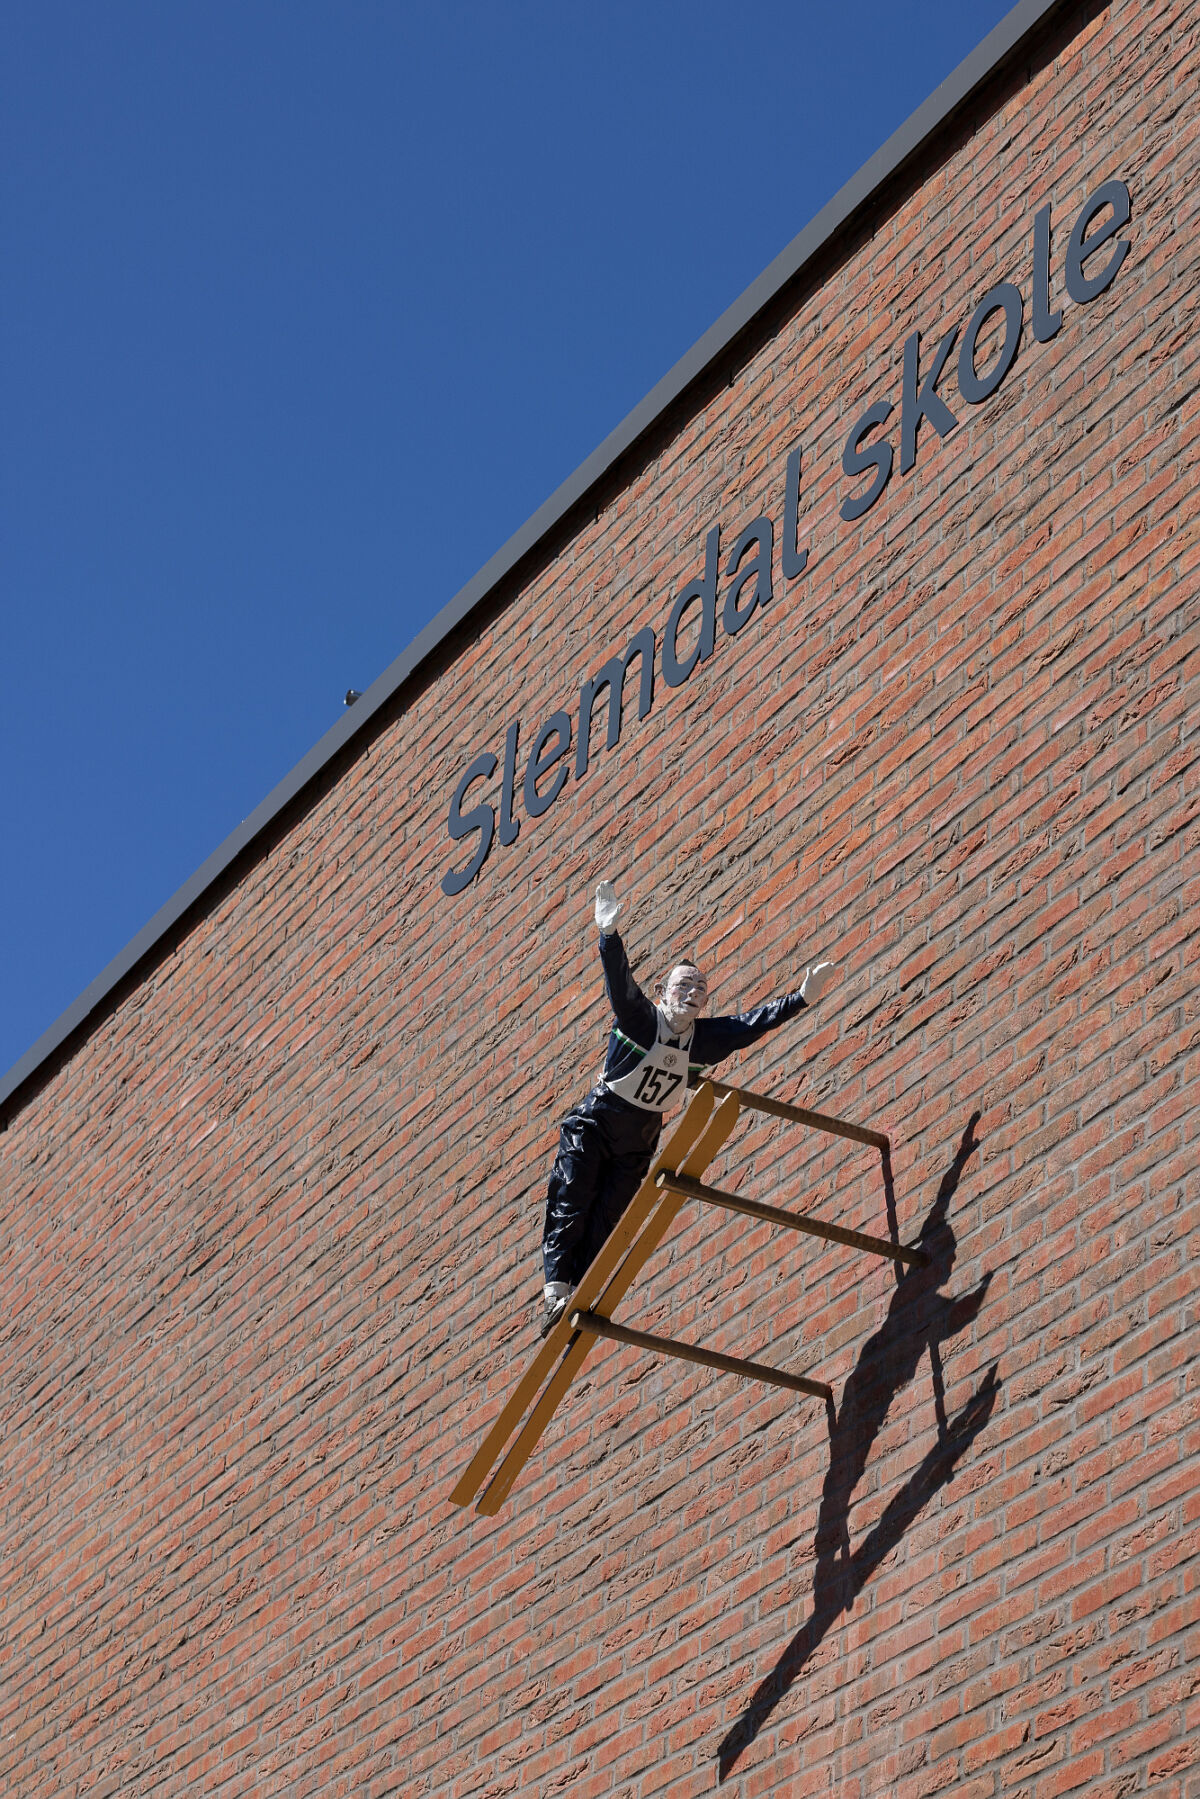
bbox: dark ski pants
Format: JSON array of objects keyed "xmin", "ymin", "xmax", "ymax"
[{"xmin": 542, "ymin": 1086, "xmax": 662, "ymax": 1289}]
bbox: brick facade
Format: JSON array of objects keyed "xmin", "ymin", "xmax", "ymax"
[{"xmin": 2, "ymin": 2, "xmax": 1197, "ymax": 1793}]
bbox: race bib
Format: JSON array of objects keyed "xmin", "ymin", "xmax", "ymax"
[{"xmin": 604, "ymin": 1021, "xmax": 693, "ymax": 1112}]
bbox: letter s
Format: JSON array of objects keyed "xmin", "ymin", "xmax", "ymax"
[
  {"xmin": 840, "ymin": 400, "xmax": 895, "ymax": 522},
  {"xmin": 441, "ymin": 751, "xmax": 498, "ymax": 897}
]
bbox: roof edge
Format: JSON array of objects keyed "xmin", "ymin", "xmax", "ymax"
[{"xmin": 1, "ymin": 0, "xmax": 1072, "ymax": 1122}]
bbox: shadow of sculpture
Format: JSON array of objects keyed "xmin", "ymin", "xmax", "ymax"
[{"xmin": 718, "ymin": 1113, "xmax": 999, "ymax": 1780}]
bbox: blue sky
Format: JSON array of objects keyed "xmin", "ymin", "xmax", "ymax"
[{"xmin": 1, "ymin": 0, "xmax": 1015, "ymax": 1081}]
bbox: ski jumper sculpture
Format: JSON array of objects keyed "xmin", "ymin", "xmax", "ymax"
[
  {"xmin": 539, "ymin": 881, "xmax": 834, "ymax": 1333},
  {"xmin": 450, "ymin": 881, "xmax": 927, "ymax": 1516}
]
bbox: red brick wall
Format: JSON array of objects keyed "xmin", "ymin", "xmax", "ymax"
[{"xmin": 2, "ymin": 2, "xmax": 1197, "ymax": 1793}]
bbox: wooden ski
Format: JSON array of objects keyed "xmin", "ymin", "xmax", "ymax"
[
  {"xmin": 474, "ymin": 1090, "xmax": 740, "ymax": 1514},
  {"xmin": 448, "ymin": 1084, "xmax": 717, "ymax": 1511}
]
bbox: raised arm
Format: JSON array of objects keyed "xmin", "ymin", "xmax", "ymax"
[{"xmin": 594, "ymin": 882, "xmax": 656, "ymax": 1041}]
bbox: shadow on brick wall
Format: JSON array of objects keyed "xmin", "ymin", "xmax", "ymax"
[{"xmin": 718, "ymin": 1114, "xmax": 1000, "ymax": 1780}]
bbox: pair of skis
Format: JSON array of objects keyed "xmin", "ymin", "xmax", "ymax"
[
  {"xmin": 450, "ymin": 1077, "xmax": 914, "ymax": 1515},
  {"xmin": 450, "ymin": 1083, "xmax": 739, "ymax": 1515}
]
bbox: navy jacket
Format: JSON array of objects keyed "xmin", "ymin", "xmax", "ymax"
[{"xmin": 596, "ymin": 932, "xmax": 806, "ymax": 1090}]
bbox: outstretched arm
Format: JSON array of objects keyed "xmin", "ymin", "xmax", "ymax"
[
  {"xmin": 594, "ymin": 883, "xmax": 657, "ymax": 1042},
  {"xmin": 692, "ymin": 956, "xmax": 836, "ymax": 1065}
]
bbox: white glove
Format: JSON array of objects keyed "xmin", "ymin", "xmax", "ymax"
[
  {"xmin": 800, "ymin": 960, "xmax": 835, "ymax": 1004},
  {"xmin": 594, "ymin": 881, "xmax": 622, "ymax": 936}
]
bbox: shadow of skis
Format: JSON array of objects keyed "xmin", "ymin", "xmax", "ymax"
[{"xmin": 717, "ymin": 1114, "xmax": 1001, "ymax": 1781}]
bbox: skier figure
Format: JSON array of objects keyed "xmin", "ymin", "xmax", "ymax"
[{"xmin": 540, "ymin": 881, "xmax": 835, "ymax": 1334}]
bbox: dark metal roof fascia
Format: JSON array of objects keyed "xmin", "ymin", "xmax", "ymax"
[{"xmin": 0, "ymin": 0, "xmax": 1071, "ymax": 1120}]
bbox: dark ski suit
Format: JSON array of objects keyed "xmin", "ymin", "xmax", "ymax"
[{"xmin": 541, "ymin": 932, "xmax": 808, "ymax": 1290}]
